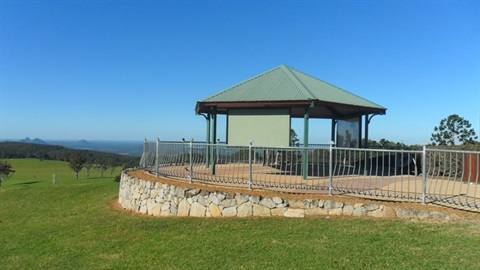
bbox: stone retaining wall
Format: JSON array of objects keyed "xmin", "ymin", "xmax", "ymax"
[{"xmin": 118, "ymin": 172, "xmax": 459, "ymax": 221}]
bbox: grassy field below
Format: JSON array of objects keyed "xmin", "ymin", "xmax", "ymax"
[{"xmin": 1, "ymin": 159, "xmax": 480, "ymax": 269}]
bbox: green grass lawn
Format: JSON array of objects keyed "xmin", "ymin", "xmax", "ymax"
[{"xmin": 1, "ymin": 159, "xmax": 480, "ymax": 269}]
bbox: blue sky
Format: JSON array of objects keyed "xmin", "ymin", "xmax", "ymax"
[{"xmin": 1, "ymin": 0, "xmax": 479, "ymax": 145}]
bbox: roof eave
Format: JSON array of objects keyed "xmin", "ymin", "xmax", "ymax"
[
  {"xmin": 196, "ymin": 100, "xmax": 387, "ymax": 117},
  {"xmin": 196, "ymin": 100, "xmax": 313, "ymax": 114}
]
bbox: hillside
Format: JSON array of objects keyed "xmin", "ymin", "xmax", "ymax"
[
  {"xmin": 0, "ymin": 142, "xmax": 140, "ymax": 167},
  {"xmin": 3, "ymin": 137, "xmax": 143, "ymax": 156}
]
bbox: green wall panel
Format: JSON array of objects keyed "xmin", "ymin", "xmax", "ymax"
[{"xmin": 227, "ymin": 109, "xmax": 290, "ymax": 147}]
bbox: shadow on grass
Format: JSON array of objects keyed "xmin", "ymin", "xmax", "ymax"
[
  {"xmin": 86, "ymin": 177, "xmax": 113, "ymax": 181},
  {"xmin": 14, "ymin": 181, "xmax": 43, "ymax": 185}
]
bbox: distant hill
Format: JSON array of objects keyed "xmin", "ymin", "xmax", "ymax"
[
  {"xmin": 4, "ymin": 138, "xmax": 143, "ymax": 156},
  {"xmin": 20, "ymin": 137, "xmax": 47, "ymax": 144},
  {"xmin": 0, "ymin": 142, "xmax": 140, "ymax": 168}
]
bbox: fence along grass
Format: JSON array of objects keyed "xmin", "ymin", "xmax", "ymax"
[{"xmin": 140, "ymin": 140, "xmax": 480, "ymax": 209}]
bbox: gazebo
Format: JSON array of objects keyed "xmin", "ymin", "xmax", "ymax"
[{"xmin": 195, "ymin": 64, "xmax": 386, "ymax": 148}]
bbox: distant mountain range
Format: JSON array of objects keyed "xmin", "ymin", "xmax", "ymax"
[
  {"xmin": 4, "ymin": 137, "xmax": 143, "ymax": 156},
  {"xmin": 0, "ymin": 141, "xmax": 140, "ymax": 167},
  {"xmin": 21, "ymin": 137, "xmax": 48, "ymax": 144}
]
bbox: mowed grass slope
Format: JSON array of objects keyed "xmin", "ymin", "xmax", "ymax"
[{"xmin": 1, "ymin": 159, "xmax": 480, "ymax": 269}]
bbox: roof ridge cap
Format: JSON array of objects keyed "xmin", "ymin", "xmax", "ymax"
[{"xmin": 280, "ymin": 65, "xmax": 315, "ymax": 100}]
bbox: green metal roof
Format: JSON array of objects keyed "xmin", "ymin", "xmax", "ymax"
[{"xmin": 196, "ymin": 65, "xmax": 386, "ymax": 119}]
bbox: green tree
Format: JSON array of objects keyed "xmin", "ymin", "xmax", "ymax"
[
  {"xmin": 106, "ymin": 157, "xmax": 118, "ymax": 176},
  {"xmin": 83, "ymin": 154, "xmax": 94, "ymax": 177},
  {"xmin": 290, "ymin": 128, "xmax": 300, "ymax": 147},
  {"xmin": 68, "ymin": 151, "xmax": 86, "ymax": 179},
  {"xmin": 96, "ymin": 164, "xmax": 108, "ymax": 178},
  {"xmin": 0, "ymin": 161, "xmax": 15, "ymax": 186},
  {"xmin": 95, "ymin": 157, "xmax": 108, "ymax": 178},
  {"xmin": 84, "ymin": 162, "xmax": 93, "ymax": 177},
  {"xmin": 431, "ymin": 114, "xmax": 478, "ymax": 146}
]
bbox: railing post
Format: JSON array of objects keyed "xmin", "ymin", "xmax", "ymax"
[
  {"xmin": 421, "ymin": 145, "xmax": 427, "ymax": 205},
  {"xmin": 189, "ymin": 138, "xmax": 194, "ymax": 184},
  {"xmin": 155, "ymin": 138, "xmax": 160, "ymax": 177},
  {"xmin": 248, "ymin": 140, "xmax": 253, "ymax": 190},
  {"xmin": 142, "ymin": 138, "xmax": 147, "ymax": 168},
  {"xmin": 329, "ymin": 141, "xmax": 334, "ymax": 196},
  {"xmin": 182, "ymin": 138, "xmax": 186, "ymax": 167},
  {"xmin": 217, "ymin": 138, "xmax": 220, "ymax": 163},
  {"xmin": 211, "ymin": 141, "xmax": 216, "ymax": 176}
]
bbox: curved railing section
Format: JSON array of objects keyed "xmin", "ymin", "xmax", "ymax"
[{"xmin": 139, "ymin": 139, "xmax": 480, "ymax": 209}]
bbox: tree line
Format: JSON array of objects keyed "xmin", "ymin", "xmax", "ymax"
[
  {"xmin": 0, "ymin": 142, "xmax": 140, "ymax": 177},
  {"xmin": 1, "ymin": 114, "xmax": 478, "ymax": 183}
]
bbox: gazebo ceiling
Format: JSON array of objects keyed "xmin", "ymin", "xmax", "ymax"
[{"xmin": 195, "ymin": 65, "xmax": 386, "ymax": 119}]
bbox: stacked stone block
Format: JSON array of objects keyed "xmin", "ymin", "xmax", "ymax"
[{"xmin": 119, "ymin": 172, "xmax": 458, "ymax": 221}]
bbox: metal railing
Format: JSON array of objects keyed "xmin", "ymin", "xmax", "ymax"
[{"xmin": 139, "ymin": 139, "xmax": 480, "ymax": 209}]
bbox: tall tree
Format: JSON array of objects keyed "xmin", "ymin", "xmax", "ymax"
[
  {"xmin": 68, "ymin": 151, "xmax": 87, "ymax": 179},
  {"xmin": 96, "ymin": 164, "xmax": 108, "ymax": 178},
  {"xmin": 431, "ymin": 114, "xmax": 478, "ymax": 146},
  {"xmin": 106, "ymin": 157, "xmax": 118, "ymax": 176},
  {"xmin": 290, "ymin": 128, "xmax": 300, "ymax": 147},
  {"xmin": 84, "ymin": 154, "xmax": 94, "ymax": 177},
  {"xmin": 95, "ymin": 157, "xmax": 108, "ymax": 178},
  {"xmin": 0, "ymin": 161, "xmax": 15, "ymax": 186},
  {"xmin": 84, "ymin": 162, "xmax": 93, "ymax": 177}
]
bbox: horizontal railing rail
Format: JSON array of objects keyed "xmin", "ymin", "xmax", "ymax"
[{"xmin": 139, "ymin": 140, "xmax": 480, "ymax": 209}]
